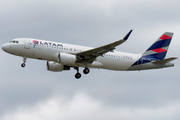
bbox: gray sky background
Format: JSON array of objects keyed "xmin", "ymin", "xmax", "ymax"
[{"xmin": 0, "ymin": 0, "xmax": 180, "ymax": 120}]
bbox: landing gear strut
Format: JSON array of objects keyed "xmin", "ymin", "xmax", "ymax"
[
  {"xmin": 21, "ymin": 58, "xmax": 27, "ymax": 67},
  {"xmin": 74, "ymin": 67, "xmax": 81, "ymax": 79},
  {"xmin": 83, "ymin": 61, "xmax": 90, "ymax": 74}
]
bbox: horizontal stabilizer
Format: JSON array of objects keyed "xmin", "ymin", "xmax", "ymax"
[{"xmin": 152, "ymin": 57, "xmax": 178, "ymax": 64}]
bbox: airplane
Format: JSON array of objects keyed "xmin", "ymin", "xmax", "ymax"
[{"xmin": 1, "ymin": 30, "xmax": 178, "ymax": 79}]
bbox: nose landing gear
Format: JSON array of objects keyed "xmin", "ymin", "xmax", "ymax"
[{"xmin": 21, "ymin": 58, "xmax": 27, "ymax": 67}]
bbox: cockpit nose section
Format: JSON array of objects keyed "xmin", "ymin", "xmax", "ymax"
[
  {"xmin": 2, "ymin": 39, "xmax": 21, "ymax": 53},
  {"xmin": 1, "ymin": 43, "xmax": 9, "ymax": 52}
]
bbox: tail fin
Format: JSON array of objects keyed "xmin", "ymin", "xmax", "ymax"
[{"xmin": 142, "ymin": 32, "xmax": 173, "ymax": 60}]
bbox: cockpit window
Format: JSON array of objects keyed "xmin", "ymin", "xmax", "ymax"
[
  {"xmin": 9, "ymin": 40, "xmax": 19, "ymax": 43},
  {"xmin": 9, "ymin": 41, "xmax": 15, "ymax": 43}
]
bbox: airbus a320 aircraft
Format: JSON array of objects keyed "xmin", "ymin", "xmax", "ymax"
[{"xmin": 2, "ymin": 30, "xmax": 177, "ymax": 79}]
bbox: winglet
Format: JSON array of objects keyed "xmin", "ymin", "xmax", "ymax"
[{"xmin": 123, "ymin": 29, "xmax": 133, "ymax": 40}]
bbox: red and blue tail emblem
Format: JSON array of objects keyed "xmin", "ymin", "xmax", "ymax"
[
  {"xmin": 33, "ymin": 40, "xmax": 39, "ymax": 48},
  {"xmin": 143, "ymin": 32, "xmax": 173, "ymax": 60},
  {"xmin": 133, "ymin": 32, "xmax": 173, "ymax": 66}
]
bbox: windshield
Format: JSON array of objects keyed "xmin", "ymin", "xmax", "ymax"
[{"xmin": 9, "ymin": 40, "xmax": 19, "ymax": 43}]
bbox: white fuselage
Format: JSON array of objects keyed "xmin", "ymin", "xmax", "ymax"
[
  {"xmin": 2, "ymin": 38, "xmax": 139, "ymax": 71},
  {"xmin": 2, "ymin": 37, "xmax": 174, "ymax": 73},
  {"xmin": 2, "ymin": 30, "xmax": 176, "ymax": 79}
]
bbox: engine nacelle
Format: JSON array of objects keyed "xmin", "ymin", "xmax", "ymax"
[
  {"xmin": 53, "ymin": 53, "xmax": 77, "ymax": 65},
  {"xmin": 47, "ymin": 61, "xmax": 64, "ymax": 72}
]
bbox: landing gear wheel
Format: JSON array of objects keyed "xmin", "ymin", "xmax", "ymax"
[
  {"xmin": 83, "ymin": 68, "xmax": 90, "ymax": 74},
  {"xmin": 21, "ymin": 63, "xmax": 25, "ymax": 67},
  {"xmin": 21, "ymin": 57, "xmax": 27, "ymax": 68},
  {"xmin": 75, "ymin": 73, "xmax": 81, "ymax": 79}
]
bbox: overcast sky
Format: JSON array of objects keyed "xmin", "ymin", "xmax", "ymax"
[{"xmin": 0, "ymin": 0, "xmax": 180, "ymax": 120}]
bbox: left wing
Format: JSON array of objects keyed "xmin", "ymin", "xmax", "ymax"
[{"xmin": 76, "ymin": 30, "xmax": 133, "ymax": 62}]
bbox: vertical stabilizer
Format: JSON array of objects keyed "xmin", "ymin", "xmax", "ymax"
[
  {"xmin": 132, "ymin": 32, "xmax": 174, "ymax": 66},
  {"xmin": 142, "ymin": 32, "xmax": 173, "ymax": 60}
]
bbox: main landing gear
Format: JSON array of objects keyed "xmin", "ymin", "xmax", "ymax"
[
  {"xmin": 74, "ymin": 67, "xmax": 81, "ymax": 79},
  {"xmin": 83, "ymin": 68, "xmax": 90, "ymax": 74},
  {"xmin": 74, "ymin": 67, "xmax": 90, "ymax": 79},
  {"xmin": 21, "ymin": 58, "xmax": 27, "ymax": 67}
]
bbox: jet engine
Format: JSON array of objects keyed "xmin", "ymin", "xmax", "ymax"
[
  {"xmin": 52, "ymin": 53, "xmax": 77, "ymax": 65},
  {"xmin": 46, "ymin": 61, "xmax": 62, "ymax": 72},
  {"xmin": 47, "ymin": 61, "xmax": 70, "ymax": 72}
]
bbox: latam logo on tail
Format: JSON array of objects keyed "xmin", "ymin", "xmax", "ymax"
[{"xmin": 1, "ymin": 30, "xmax": 178, "ymax": 79}]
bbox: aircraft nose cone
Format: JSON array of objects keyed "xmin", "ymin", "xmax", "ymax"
[{"xmin": 2, "ymin": 44, "xmax": 9, "ymax": 52}]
